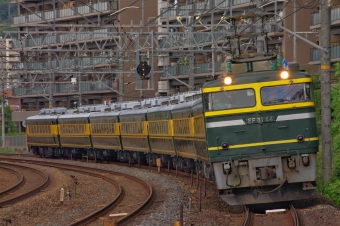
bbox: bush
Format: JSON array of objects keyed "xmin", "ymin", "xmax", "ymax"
[{"xmin": 316, "ymin": 64, "xmax": 340, "ymax": 205}]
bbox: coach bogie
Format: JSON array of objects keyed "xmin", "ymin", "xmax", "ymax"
[
  {"xmin": 146, "ymin": 153, "xmax": 158, "ymax": 167},
  {"xmin": 54, "ymin": 148, "xmax": 64, "ymax": 157},
  {"xmin": 63, "ymin": 148, "xmax": 83, "ymax": 158},
  {"xmin": 31, "ymin": 147, "xmax": 39, "ymax": 155},
  {"xmin": 86, "ymin": 149, "xmax": 103, "ymax": 160},
  {"xmin": 159, "ymin": 154, "xmax": 172, "ymax": 167},
  {"xmin": 38, "ymin": 147, "xmax": 45, "ymax": 157},
  {"xmin": 45, "ymin": 147, "xmax": 55, "ymax": 158},
  {"xmin": 102, "ymin": 150, "xmax": 116, "ymax": 161},
  {"xmin": 172, "ymin": 157, "xmax": 195, "ymax": 173},
  {"xmin": 117, "ymin": 151, "xmax": 133, "ymax": 162}
]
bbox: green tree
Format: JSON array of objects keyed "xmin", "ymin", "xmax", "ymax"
[{"xmin": 0, "ymin": 103, "xmax": 18, "ymax": 135}]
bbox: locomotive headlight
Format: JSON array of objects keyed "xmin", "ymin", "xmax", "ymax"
[
  {"xmin": 280, "ymin": 70, "xmax": 289, "ymax": 79},
  {"xmin": 224, "ymin": 76, "xmax": 232, "ymax": 85}
]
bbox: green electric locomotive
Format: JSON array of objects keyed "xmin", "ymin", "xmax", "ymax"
[{"xmin": 202, "ymin": 62, "xmax": 318, "ymax": 205}]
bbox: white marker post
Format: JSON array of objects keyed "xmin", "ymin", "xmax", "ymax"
[{"xmin": 60, "ymin": 188, "xmax": 65, "ymax": 205}]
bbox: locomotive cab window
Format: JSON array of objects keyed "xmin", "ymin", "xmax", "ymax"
[
  {"xmin": 204, "ymin": 89, "xmax": 256, "ymax": 111},
  {"xmin": 261, "ymin": 83, "xmax": 313, "ymax": 105}
]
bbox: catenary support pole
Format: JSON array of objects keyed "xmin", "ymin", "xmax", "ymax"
[
  {"xmin": 320, "ymin": 0, "xmax": 332, "ymax": 183},
  {"xmin": 48, "ymin": 45, "xmax": 53, "ymax": 108},
  {"xmin": 119, "ymin": 37, "xmax": 124, "ymax": 102},
  {"xmin": 1, "ymin": 58, "xmax": 4, "ymax": 149},
  {"xmin": 293, "ymin": 0, "xmax": 297, "ymax": 62}
]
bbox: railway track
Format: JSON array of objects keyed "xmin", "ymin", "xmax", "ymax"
[
  {"xmin": 0, "ymin": 162, "xmax": 49, "ymax": 207},
  {"xmin": 0, "ymin": 165, "xmax": 24, "ymax": 196},
  {"xmin": 0, "ymin": 157, "xmax": 154, "ymax": 226},
  {"xmin": 4, "ymin": 153, "xmax": 214, "ymax": 185},
  {"xmin": 242, "ymin": 204, "xmax": 300, "ymax": 226}
]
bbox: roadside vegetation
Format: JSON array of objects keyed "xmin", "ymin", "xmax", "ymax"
[
  {"xmin": 0, "ymin": 148, "xmax": 13, "ymax": 153},
  {"xmin": 316, "ymin": 62, "xmax": 340, "ymax": 205}
]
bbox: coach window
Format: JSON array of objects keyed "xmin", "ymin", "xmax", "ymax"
[
  {"xmin": 261, "ymin": 83, "xmax": 313, "ymax": 105},
  {"xmin": 204, "ymin": 89, "xmax": 256, "ymax": 111}
]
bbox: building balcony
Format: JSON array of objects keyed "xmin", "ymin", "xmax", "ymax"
[
  {"xmin": 160, "ymin": 0, "xmax": 248, "ymax": 19},
  {"xmin": 310, "ymin": 5, "xmax": 340, "ymax": 27},
  {"xmin": 11, "ymin": 28, "xmax": 117, "ymax": 49},
  {"xmin": 10, "ymin": 55, "xmax": 118, "ymax": 72},
  {"xmin": 12, "ymin": 81, "xmax": 116, "ymax": 97},
  {"xmin": 309, "ymin": 44, "xmax": 340, "ymax": 63},
  {"xmin": 11, "ymin": 1, "xmax": 117, "ymax": 26},
  {"xmin": 162, "ymin": 61, "xmax": 223, "ymax": 77}
]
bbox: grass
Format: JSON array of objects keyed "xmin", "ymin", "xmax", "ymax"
[{"xmin": 0, "ymin": 148, "xmax": 13, "ymax": 153}]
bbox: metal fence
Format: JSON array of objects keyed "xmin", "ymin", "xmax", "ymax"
[{"xmin": 0, "ymin": 136, "xmax": 27, "ymax": 151}]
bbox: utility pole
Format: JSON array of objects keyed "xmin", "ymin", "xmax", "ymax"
[
  {"xmin": 48, "ymin": 45, "xmax": 53, "ymax": 108},
  {"xmin": 293, "ymin": 0, "xmax": 297, "ymax": 62},
  {"xmin": 256, "ymin": 0, "xmax": 264, "ymax": 52},
  {"xmin": 1, "ymin": 57, "xmax": 4, "ymax": 148},
  {"xmin": 76, "ymin": 59, "xmax": 82, "ymax": 106},
  {"xmin": 118, "ymin": 37, "xmax": 124, "ymax": 102},
  {"xmin": 320, "ymin": 0, "xmax": 332, "ymax": 183}
]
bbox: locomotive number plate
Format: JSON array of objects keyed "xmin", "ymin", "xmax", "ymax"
[{"xmin": 244, "ymin": 116, "xmax": 277, "ymax": 125}]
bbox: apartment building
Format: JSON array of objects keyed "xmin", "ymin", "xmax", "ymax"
[
  {"xmin": 157, "ymin": 0, "xmax": 318, "ymax": 94},
  {"xmin": 0, "ymin": 38, "xmax": 20, "ymax": 110},
  {"xmin": 310, "ymin": 2, "xmax": 340, "ymax": 81},
  {"xmin": 9, "ymin": 0, "xmax": 158, "ymax": 111},
  {"xmin": 8, "ymin": 0, "xmax": 327, "ymax": 111}
]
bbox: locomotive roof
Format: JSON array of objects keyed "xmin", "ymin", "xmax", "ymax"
[{"xmin": 203, "ymin": 70, "xmax": 310, "ymax": 88}]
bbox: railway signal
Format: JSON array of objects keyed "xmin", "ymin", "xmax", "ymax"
[{"xmin": 137, "ymin": 61, "xmax": 151, "ymax": 79}]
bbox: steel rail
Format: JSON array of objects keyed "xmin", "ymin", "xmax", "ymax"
[
  {"xmin": 289, "ymin": 204, "xmax": 300, "ymax": 226},
  {"xmin": 241, "ymin": 206, "xmax": 252, "ymax": 226},
  {"xmin": 0, "ymin": 161, "xmax": 49, "ymax": 207},
  {"xmin": 0, "ymin": 157, "xmax": 153, "ymax": 226},
  {"xmin": 0, "ymin": 165, "xmax": 24, "ymax": 198}
]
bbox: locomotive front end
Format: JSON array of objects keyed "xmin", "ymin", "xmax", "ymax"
[{"xmin": 203, "ymin": 69, "xmax": 319, "ymax": 205}]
